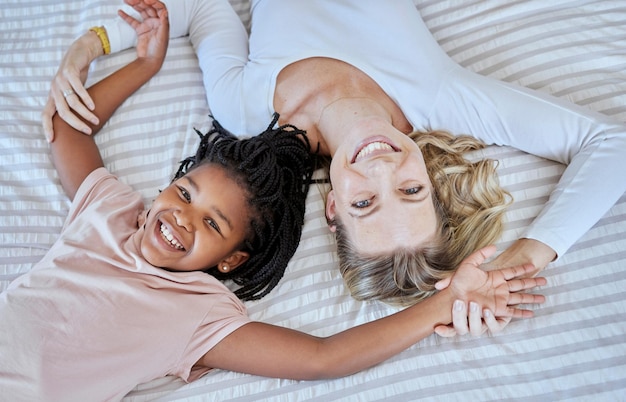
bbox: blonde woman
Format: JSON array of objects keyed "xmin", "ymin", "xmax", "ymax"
[{"xmin": 44, "ymin": 0, "xmax": 626, "ymax": 325}]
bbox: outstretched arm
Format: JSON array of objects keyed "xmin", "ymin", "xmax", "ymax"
[
  {"xmin": 42, "ymin": 0, "xmax": 244, "ymax": 137},
  {"xmin": 49, "ymin": 3, "xmax": 169, "ymax": 199},
  {"xmin": 200, "ymin": 246, "xmax": 546, "ymax": 380}
]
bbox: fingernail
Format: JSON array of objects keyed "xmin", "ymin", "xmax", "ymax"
[
  {"xmin": 484, "ymin": 309, "xmax": 492, "ymax": 318},
  {"xmin": 470, "ymin": 302, "xmax": 479, "ymax": 312},
  {"xmin": 454, "ymin": 300, "xmax": 464, "ymax": 311},
  {"xmin": 91, "ymin": 118, "xmax": 99, "ymax": 125}
]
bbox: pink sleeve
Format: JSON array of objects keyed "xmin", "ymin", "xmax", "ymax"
[
  {"xmin": 176, "ymin": 293, "xmax": 251, "ymax": 382},
  {"xmin": 63, "ymin": 167, "xmax": 136, "ymax": 231}
]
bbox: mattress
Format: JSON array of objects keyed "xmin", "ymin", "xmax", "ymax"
[{"xmin": 1, "ymin": 0, "xmax": 625, "ymax": 400}]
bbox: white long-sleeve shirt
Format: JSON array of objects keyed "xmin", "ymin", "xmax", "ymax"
[{"xmin": 104, "ymin": 0, "xmax": 626, "ymax": 258}]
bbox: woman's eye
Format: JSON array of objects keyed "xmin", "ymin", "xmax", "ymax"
[
  {"xmin": 352, "ymin": 199, "xmax": 371, "ymax": 209},
  {"xmin": 403, "ymin": 186, "xmax": 422, "ymax": 195}
]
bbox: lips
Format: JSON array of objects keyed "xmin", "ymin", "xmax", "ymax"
[
  {"xmin": 351, "ymin": 136, "xmax": 399, "ymax": 163},
  {"xmin": 158, "ymin": 221, "xmax": 185, "ymax": 251}
]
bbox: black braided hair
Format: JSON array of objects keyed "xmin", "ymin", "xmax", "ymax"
[{"xmin": 174, "ymin": 113, "xmax": 314, "ymax": 300}]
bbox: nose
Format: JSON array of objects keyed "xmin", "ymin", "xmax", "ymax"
[
  {"xmin": 364, "ymin": 156, "xmax": 397, "ymax": 177},
  {"xmin": 173, "ymin": 209, "xmax": 193, "ymax": 232}
]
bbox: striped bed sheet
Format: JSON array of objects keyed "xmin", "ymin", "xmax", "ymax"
[{"xmin": 1, "ymin": 0, "xmax": 625, "ymax": 400}]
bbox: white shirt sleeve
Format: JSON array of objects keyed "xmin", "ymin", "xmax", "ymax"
[
  {"xmin": 103, "ymin": 0, "xmax": 250, "ymax": 134},
  {"xmin": 429, "ymin": 64, "xmax": 626, "ymax": 257}
]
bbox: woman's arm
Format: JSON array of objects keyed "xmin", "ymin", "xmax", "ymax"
[
  {"xmin": 49, "ymin": 3, "xmax": 169, "ymax": 199},
  {"xmin": 43, "ymin": 0, "xmax": 246, "ymax": 137},
  {"xmin": 431, "ymin": 64, "xmax": 626, "ymax": 270},
  {"xmin": 200, "ymin": 246, "xmax": 546, "ymax": 380}
]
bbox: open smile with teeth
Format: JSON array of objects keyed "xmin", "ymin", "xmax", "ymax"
[
  {"xmin": 160, "ymin": 223, "xmax": 185, "ymax": 251},
  {"xmin": 354, "ymin": 141, "xmax": 395, "ymax": 163}
]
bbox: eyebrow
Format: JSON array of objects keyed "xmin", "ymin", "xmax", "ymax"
[{"xmin": 184, "ymin": 176, "xmax": 233, "ymax": 232}]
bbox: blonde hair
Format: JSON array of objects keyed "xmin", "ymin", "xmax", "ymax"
[{"xmin": 333, "ymin": 130, "xmax": 511, "ymax": 306}]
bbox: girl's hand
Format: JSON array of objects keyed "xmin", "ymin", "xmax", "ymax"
[
  {"xmin": 118, "ymin": 0, "xmax": 169, "ymax": 69},
  {"xmin": 434, "ymin": 245, "xmax": 546, "ymax": 337}
]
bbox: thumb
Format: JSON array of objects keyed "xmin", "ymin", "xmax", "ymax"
[
  {"xmin": 435, "ymin": 276, "xmax": 451, "ymax": 290},
  {"xmin": 461, "ymin": 245, "xmax": 497, "ymax": 268},
  {"xmin": 434, "ymin": 325, "xmax": 457, "ymax": 338}
]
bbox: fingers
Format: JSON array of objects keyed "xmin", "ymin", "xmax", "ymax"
[
  {"xmin": 49, "ymin": 72, "xmax": 96, "ymax": 135},
  {"xmin": 468, "ymin": 302, "xmax": 486, "ymax": 336},
  {"xmin": 435, "ymin": 275, "xmax": 451, "ymax": 291},
  {"xmin": 434, "ymin": 324, "xmax": 457, "ymax": 338},
  {"xmin": 508, "ymin": 292, "xmax": 545, "ymax": 306},
  {"xmin": 55, "ymin": 91, "xmax": 92, "ymax": 135},
  {"xmin": 68, "ymin": 74, "xmax": 95, "ymax": 112},
  {"xmin": 461, "ymin": 245, "xmax": 497, "ymax": 268},
  {"xmin": 63, "ymin": 87, "xmax": 98, "ymax": 126},
  {"xmin": 118, "ymin": 9, "xmax": 141, "ymax": 29},
  {"xmin": 452, "ymin": 299, "xmax": 469, "ymax": 335},
  {"xmin": 500, "ymin": 262, "xmax": 537, "ymax": 281},
  {"xmin": 507, "ymin": 306, "xmax": 535, "ymax": 319},
  {"xmin": 483, "ymin": 310, "xmax": 510, "ymax": 334},
  {"xmin": 450, "ymin": 300, "xmax": 488, "ymax": 337},
  {"xmin": 42, "ymin": 98, "xmax": 56, "ymax": 142},
  {"xmin": 507, "ymin": 277, "xmax": 547, "ymax": 293}
]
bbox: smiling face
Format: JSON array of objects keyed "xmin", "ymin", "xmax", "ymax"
[
  {"xmin": 136, "ymin": 164, "xmax": 251, "ymax": 272},
  {"xmin": 326, "ymin": 120, "xmax": 438, "ymax": 255}
]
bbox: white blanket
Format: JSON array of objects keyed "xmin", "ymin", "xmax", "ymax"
[{"xmin": 1, "ymin": 0, "xmax": 624, "ymax": 400}]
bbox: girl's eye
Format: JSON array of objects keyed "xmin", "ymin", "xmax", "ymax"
[
  {"xmin": 403, "ymin": 186, "xmax": 422, "ymax": 195},
  {"xmin": 352, "ymin": 199, "xmax": 371, "ymax": 209},
  {"xmin": 178, "ymin": 186, "xmax": 191, "ymax": 202}
]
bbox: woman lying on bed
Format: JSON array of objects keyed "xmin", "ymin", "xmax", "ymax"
[
  {"xmin": 1, "ymin": 7, "xmax": 547, "ymax": 401},
  {"xmin": 44, "ymin": 0, "xmax": 626, "ymax": 314}
]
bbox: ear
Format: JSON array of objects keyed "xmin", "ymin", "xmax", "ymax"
[
  {"xmin": 218, "ymin": 250, "xmax": 250, "ymax": 273},
  {"xmin": 325, "ymin": 190, "xmax": 337, "ymax": 233}
]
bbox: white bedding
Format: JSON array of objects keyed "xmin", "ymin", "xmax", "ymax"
[{"xmin": 1, "ymin": 0, "xmax": 625, "ymax": 400}]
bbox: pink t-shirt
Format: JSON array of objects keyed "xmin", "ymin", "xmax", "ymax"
[{"xmin": 0, "ymin": 168, "xmax": 251, "ymax": 401}]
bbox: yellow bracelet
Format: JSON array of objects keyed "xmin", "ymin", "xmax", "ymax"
[{"xmin": 89, "ymin": 26, "xmax": 111, "ymax": 55}]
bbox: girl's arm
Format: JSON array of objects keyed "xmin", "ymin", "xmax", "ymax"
[
  {"xmin": 43, "ymin": 0, "xmax": 239, "ymax": 137},
  {"xmin": 200, "ymin": 246, "xmax": 546, "ymax": 380},
  {"xmin": 49, "ymin": 4, "xmax": 169, "ymax": 199}
]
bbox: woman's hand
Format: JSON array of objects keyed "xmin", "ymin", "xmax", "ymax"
[
  {"xmin": 42, "ymin": 0, "xmax": 169, "ymax": 142},
  {"xmin": 481, "ymin": 238, "xmax": 557, "ymax": 277},
  {"xmin": 434, "ymin": 245, "xmax": 546, "ymax": 337},
  {"xmin": 42, "ymin": 31, "xmax": 103, "ymax": 140}
]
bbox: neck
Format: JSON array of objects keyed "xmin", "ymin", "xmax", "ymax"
[{"xmin": 316, "ymin": 97, "xmax": 393, "ymax": 156}]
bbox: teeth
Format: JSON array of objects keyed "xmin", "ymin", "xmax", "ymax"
[
  {"xmin": 356, "ymin": 142, "xmax": 394, "ymax": 161},
  {"xmin": 160, "ymin": 223, "xmax": 184, "ymax": 250}
]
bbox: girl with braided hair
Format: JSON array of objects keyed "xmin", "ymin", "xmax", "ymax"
[
  {"xmin": 173, "ymin": 114, "xmax": 313, "ymax": 300},
  {"xmin": 1, "ymin": 7, "xmax": 547, "ymax": 400}
]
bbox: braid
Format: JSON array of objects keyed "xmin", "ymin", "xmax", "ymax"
[{"xmin": 175, "ymin": 113, "xmax": 314, "ymax": 300}]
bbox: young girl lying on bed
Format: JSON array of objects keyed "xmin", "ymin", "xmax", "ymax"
[
  {"xmin": 44, "ymin": 0, "xmax": 626, "ymax": 320},
  {"xmin": 0, "ymin": 6, "xmax": 547, "ymax": 401}
]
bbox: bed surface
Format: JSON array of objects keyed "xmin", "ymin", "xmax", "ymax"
[{"xmin": 1, "ymin": 0, "xmax": 625, "ymax": 400}]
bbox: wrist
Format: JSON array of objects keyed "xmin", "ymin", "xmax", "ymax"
[
  {"xmin": 89, "ymin": 26, "xmax": 111, "ymax": 56},
  {"xmin": 511, "ymin": 238, "xmax": 556, "ymax": 272},
  {"xmin": 429, "ymin": 288, "xmax": 456, "ymax": 327},
  {"xmin": 80, "ymin": 30, "xmax": 105, "ymax": 61}
]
